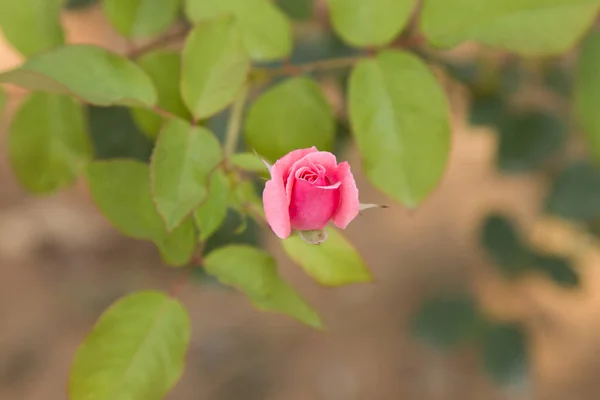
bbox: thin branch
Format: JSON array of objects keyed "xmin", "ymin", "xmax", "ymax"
[
  {"xmin": 224, "ymin": 85, "xmax": 249, "ymax": 161},
  {"xmin": 127, "ymin": 26, "xmax": 189, "ymax": 59},
  {"xmin": 257, "ymin": 34, "xmax": 426, "ymax": 78},
  {"xmin": 262, "ymin": 55, "xmax": 364, "ymax": 78},
  {"xmin": 152, "ymin": 105, "xmax": 178, "ymax": 120}
]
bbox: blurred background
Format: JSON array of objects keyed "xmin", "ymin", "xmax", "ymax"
[{"xmin": 2, "ymin": 0, "xmax": 600, "ymax": 399}]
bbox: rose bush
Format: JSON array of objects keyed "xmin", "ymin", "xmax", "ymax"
[{"xmin": 262, "ymin": 147, "xmax": 360, "ymax": 239}]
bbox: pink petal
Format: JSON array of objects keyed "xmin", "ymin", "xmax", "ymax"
[
  {"xmin": 289, "ymin": 179, "xmax": 341, "ymax": 231},
  {"xmin": 285, "ymin": 151, "xmax": 338, "ymax": 203},
  {"xmin": 263, "ymin": 147, "xmax": 318, "ymax": 239},
  {"xmin": 263, "ymin": 179, "xmax": 291, "ymax": 238},
  {"xmin": 332, "ymin": 161, "xmax": 360, "ymax": 229},
  {"xmin": 270, "ymin": 147, "xmax": 318, "ymax": 181}
]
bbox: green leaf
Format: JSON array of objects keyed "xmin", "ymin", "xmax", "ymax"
[
  {"xmin": 250, "ymin": 276, "xmax": 323, "ymax": 329},
  {"xmin": 277, "ymin": 0, "xmax": 313, "ymax": 20},
  {"xmin": 545, "ymin": 162, "xmax": 600, "ymax": 221},
  {"xmin": 86, "ymin": 159, "xmax": 197, "ymax": 265},
  {"xmin": 420, "ymin": 0, "xmax": 600, "ymax": 55},
  {"xmin": 204, "ymin": 245, "xmax": 323, "ymax": 328},
  {"xmin": 325, "ymin": 0, "xmax": 417, "ymax": 47},
  {"xmin": 482, "ymin": 323, "xmax": 528, "ymax": 387},
  {"xmin": 245, "ymin": 77, "xmax": 335, "ymax": 161},
  {"xmin": 230, "ymin": 179, "xmax": 264, "ymax": 217},
  {"xmin": 281, "ymin": 228, "xmax": 372, "ymax": 286},
  {"xmin": 65, "ymin": 0, "xmax": 98, "ymax": 10},
  {"xmin": 194, "ymin": 169, "xmax": 230, "ymax": 241},
  {"xmin": 410, "ymin": 293, "xmax": 486, "ymax": 349},
  {"xmin": 481, "ymin": 214, "xmax": 530, "ymax": 278},
  {"xmin": 575, "ymin": 30, "xmax": 600, "ymax": 163},
  {"xmin": 348, "ymin": 50, "xmax": 450, "ymax": 207},
  {"xmin": 132, "ymin": 50, "xmax": 191, "ymax": 139},
  {"xmin": 69, "ymin": 291, "xmax": 190, "ymax": 400},
  {"xmin": 0, "ymin": 0, "xmax": 64, "ymax": 56},
  {"xmin": 8, "ymin": 93, "xmax": 91, "ymax": 194},
  {"xmin": 185, "ymin": 0, "xmax": 292, "ymax": 61},
  {"xmin": 86, "ymin": 160, "xmax": 167, "ymax": 240},
  {"xmin": 151, "ymin": 119, "xmax": 223, "ymax": 231},
  {"xmin": 181, "ymin": 15, "xmax": 250, "ymax": 120},
  {"xmin": 531, "ymin": 254, "xmax": 579, "ymax": 288},
  {"xmin": 103, "ymin": 0, "xmax": 181, "ymax": 38},
  {"xmin": 204, "ymin": 245, "xmax": 277, "ymax": 297},
  {"xmin": 155, "ymin": 217, "xmax": 197, "ymax": 267},
  {"xmin": 0, "ymin": 45, "xmax": 157, "ymax": 107},
  {"xmin": 230, "ymin": 152, "xmax": 268, "ymax": 173},
  {"xmin": 88, "ymin": 106, "xmax": 154, "ymax": 162},
  {"xmin": 497, "ymin": 112, "xmax": 565, "ymax": 173}
]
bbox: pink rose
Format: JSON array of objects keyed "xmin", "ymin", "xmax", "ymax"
[{"xmin": 262, "ymin": 147, "xmax": 360, "ymax": 239}]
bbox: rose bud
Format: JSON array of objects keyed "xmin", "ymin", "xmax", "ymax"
[{"xmin": 260, "ymin": 147, "xmax": 384, "ymax": 243}]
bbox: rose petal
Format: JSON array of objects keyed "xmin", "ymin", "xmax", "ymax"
[
  {"xmin": 332, "ymin": 161, "xmax": 360, "ymax": 229},
  {"xmin": 271, "ymin": 147, "xmax": 318, "ymax": 181},
  {"xmin": 263, "ymin": 179, "xmax": 291, "ymax": 238},
  {"xmin": 263, "ymin": 147, "xmax": 318, "ymax": 239},
  {"xmin": 285, "ymin": 151, "xmax": 338, "ymax": 203},
  {"xmin": 289, "ymin": 179, "xmax": 341, "ymax": 231}
]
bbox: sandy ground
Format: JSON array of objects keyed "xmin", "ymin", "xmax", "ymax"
[{"xmin": 2, "ymin": 4, "xmax": 600, "ymax": 400}]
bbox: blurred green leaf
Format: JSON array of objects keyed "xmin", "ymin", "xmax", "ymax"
[
  {"xmin": 64, "ymin": 0, "xmax": 98, "ymax": 10},
  {"xmin": 420, "ymin": 0, "xmax": 600, "ymax": 55},
  {"xmin": 245, "ymin": 77, "xmax": 335, "ymax": 161},
  {"xmin": 69, "ymin": 291, "xmax": 190, "ymax": 400},
  {"xmin": 204, "ymin": 245, "xmax": 323, "ymax": 328},
  {"xmin": 482, "ymin": 323, "xmax": 528, "ymax": 387},
  {"xmin": 411, "ymin": 293, "xmax": 485, "ymax": 349},
  {"xmin": 202, "ymin": 209, "xmax": 261, "ymax": 257},
  {"xmin": 132, "ymin": 50, "xmax": 191, "ymax": 139},
  {"xmin": 194, "ymin": 169, "xmax": 230, "ymax": 241},
  {"xmin": 230, "ymin": 179, "xmax": 264, "ymax": 217},
  {"xmin": 531, "ymin": 253, "xmax": 579, "ymax": 288},
  {"xmin": 545, "ymin": 162, "xmax": 600, "ymax": 221},
  {"xmin": 8, "ymin": 93, "xmax": 91, "ymax": 194},
  {"xmin": 88, "ymin": 106, "xmax": 153, "ymax": 162},
  {"xmin": 325, "ymin": 0, "xmax": 417, "ymax": 47},
  {"xmin": 277, "ymin": 0, "xmax": 313, "ymax": 20},
  {"xmin": 103, "ymin": 0, "xmax": 181, "ymax": 38},
  {"xmin": 544, "ymin": 64, "xmax": 571, "ymax": 98},
  {"xmin": 0, "ymin": 0, "xmax": 64, "ymax": 56},
  {"xmin": 86, "ymin": 160, "xmax": 167, "ymax": 239},
  {"xmin": 282, "ymin": 228, "xmax": 372, "ymax": 286},
  {"xmin": 469, "ymin": 95, "xmax": 507, "ymax": 127},
  {"xmin": 481, "ymin": 214, "xmax": 530, "ymax": 278},
  {"xmin": 575, "ymin": 30, "xmax": 600, "ymax": 163},
  {"xmin": 151, "ymin": 118, "xmax": 223, "ymax": 231},
  {"xmin": 290, "ymin": 29, "xmax": 360, "ymax": 65},
  {"xmin": 500, "ymin": 61, "xmax": 524, "ymax": 96},
  {"xmin": 181, "ymin": 15, "xmax": 250, "ymax": 120},
  {"xmin": 231, "ymin": 152, "xmax": 268, "ymax": 173},
  {"xmin": 155, "ymin": 217, "xmax": 197, "ymax": 266},
  {"xmin": 497, "ymin": 112, "xmax": 565, "ymax": 173},
  {"xmin": 349, "ymin": 50, "xmax": 450, "ymax": 207},
  {"xmin": 0, "ymin": 45, "xmax": 157, "ymax": 107},
  {"xmin": 481, "ymin": 214, "xmax": 580, "ymax": 288},
  {"xmin": 185, "ymin": 0, "xmax": 292, "ymax": 61}
]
